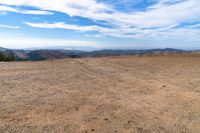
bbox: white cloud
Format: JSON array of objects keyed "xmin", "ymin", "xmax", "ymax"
[
  {"xmin": 23, "ymin": 21, "xmax": 200, "ymax": 40},
  {"xmin": 23, "ymin": 22, "xmax": 122, "ymax": 37},
  {"xmin": 0, "ymin": 0, "xmax": 199, "ymax": 27},
  {"xmin": 0, "ymin": 5, "xmax": 53, "ymax": 15},
  {"xmin": 20, "ymin": 10, "xmax": 53, "ymax": 15},
  {"xmin": 0, "ymin": 0, "xmax": 200, "ymax": 39},
  {"xmin": 0, "ymin": 36, "xmax": 96, "ymax": 49},
  {"xmin": 0, "ymin": 0, "xmax": 112, "ymax": 18},
  {"xmin": 23, "ymin": 21, "xmax": 113, "ymax": 32},
  {"xmin": 0, "ymin": 5, "xmax": 17, "ymax": 12},
  {"xmin": 0, "ymin": 24, "xmax": 19, "ymax": 29}
]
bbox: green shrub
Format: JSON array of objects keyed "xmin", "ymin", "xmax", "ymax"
[
  {"xmin": 5, "ymin": 54, "xmax": 16, "ymax": 61},
  {"xmin": 0, "ymin": 52, "xmax": 16, "ymax": 61},
  {"xmin": 0, "ymin": 52, "xmax": 6, "ymax": 61}
]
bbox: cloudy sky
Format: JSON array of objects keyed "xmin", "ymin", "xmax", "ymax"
[{"xmin": 0, "ymin": 0, "xmax": 200, "ymax": 49}]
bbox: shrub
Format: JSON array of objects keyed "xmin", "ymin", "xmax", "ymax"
[
  {"xmin": 5, "ymin": 54, "xmax": 16, "ymax": 61},
  {"xmin": 0, "ymin": 52, "xmax": 16, "ymax": 61},
  {"xmin": 0, "ymin": 52, "xmax": 6, "ymax": 61}
]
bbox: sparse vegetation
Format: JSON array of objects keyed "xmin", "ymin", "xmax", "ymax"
[
  {"xmin": 1, "ymin": 47, "xmax": 199, "ymax": 61},
  {"xmin": 0, "ymin": 52, "xmax": 5, "ymax": 61},
  {"xmin": 0, "ymin": 51, "xmax": 16, "ymax": 61}
]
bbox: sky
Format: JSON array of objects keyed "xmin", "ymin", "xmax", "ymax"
[{"xmin": 0, "ymin": 0, "xmax": 200, "ymax": 50}]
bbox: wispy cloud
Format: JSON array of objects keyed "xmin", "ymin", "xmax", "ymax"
[
  {"xmin": 0, "ymin": 0, "xmax": 199, "ymax": 27},
  {"xmin": 0, "ymin": 0, "xmax": 200, "ymax": 39},
  {"xmin": 23, "ymin": 22, "xmax": 113, "ymax": 32},
  {"xmin": 0, "ymin": 24, "xmax": 19, "ymax": 29},
  {"xmin": 0, "ymin": 36, "xmax": 96, "ymax": 49},
  {"xmin": 0, "ymin": 5, "xmax": 53, "ymax": 15},
  {"xmin": 23, "ymin": 21, "xmax": 200, "ymax": 40}
]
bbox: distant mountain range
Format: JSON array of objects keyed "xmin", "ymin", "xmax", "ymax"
[{"xmin": 0, "ymin": 47, "xmax": 199, "ymax": 61}]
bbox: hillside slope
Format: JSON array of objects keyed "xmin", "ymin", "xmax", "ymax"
[
  {"xmin": 0, "ymin": 56, "xmax": 200, "ymax": 132},
  {"xmin": 0, "ymin": 47, "xmax": 200, "ymax": 61}
]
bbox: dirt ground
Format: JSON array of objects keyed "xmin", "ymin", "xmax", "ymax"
[{"xmin": 0, "ymin": 56, "xmax": 200, "ymax": 133}]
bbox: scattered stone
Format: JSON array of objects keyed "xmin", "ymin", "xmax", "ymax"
[
  {"xmin": 162, "ymin": 85, "xmax": 166, "ymax": 88},
  {"xmin": 127, "ymin": 120, "xmax": 132, "ymax": 123},
  {"xmin": 104, "ymin": 118, "xmax": 108, "ymax": 121}
]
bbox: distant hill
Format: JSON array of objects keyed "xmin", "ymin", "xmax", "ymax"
[
  {"xmin": 28, "ymin": 50, "xmax": 87, "ymax": 61},
  {"xmin": 81, "ymin": 48, "xmax": 187, "ymax": 57},
  {"xmin": 0, "ymin": 47, "xmax": 7, "ymax": 51},
  {"xmin": 0, "ymin": 49, "xmax": 16, "ymax": 61},
  {"xmin": 0, "ymin": 47, "xmax": 199, "ymax": 61}
]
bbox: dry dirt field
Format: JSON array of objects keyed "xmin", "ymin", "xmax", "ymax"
[{"xmin": 0, "ymin": 56, "xmax": 200, "ymax": 133}]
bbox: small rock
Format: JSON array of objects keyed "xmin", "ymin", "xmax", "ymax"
[
  {"xmin": 104, "ymin": 118, "xmax": 108, "ymax": 121},
  {"xmin": 127, "ymin": 120, "xmax": 132, "ymax": 123},
  {"xmin": 162, "ymin": 85, "xmax": 166, "ymax": 88}
]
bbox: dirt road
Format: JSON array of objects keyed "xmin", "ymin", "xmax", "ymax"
[{"xmin": 0, "ymin": 56, "xmax": 200, "ymax": 132}]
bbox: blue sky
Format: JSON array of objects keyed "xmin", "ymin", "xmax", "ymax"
[{"xmin": 0, "ymin": 0, "xmax": 200, "ymax": 50}]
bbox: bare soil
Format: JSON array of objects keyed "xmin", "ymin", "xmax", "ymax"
[{"xmin": 0, "ymin": 56, "xmax": 200, "ymax": 133}]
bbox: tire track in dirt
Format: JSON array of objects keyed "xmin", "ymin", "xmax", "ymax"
[
  {"xmin": 1, "ymin": 57, "xmax": 200, "ymax": 132},
  {"xmin": 73, "ymin": 59, "xmax": 161, "ymax": 111}
]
